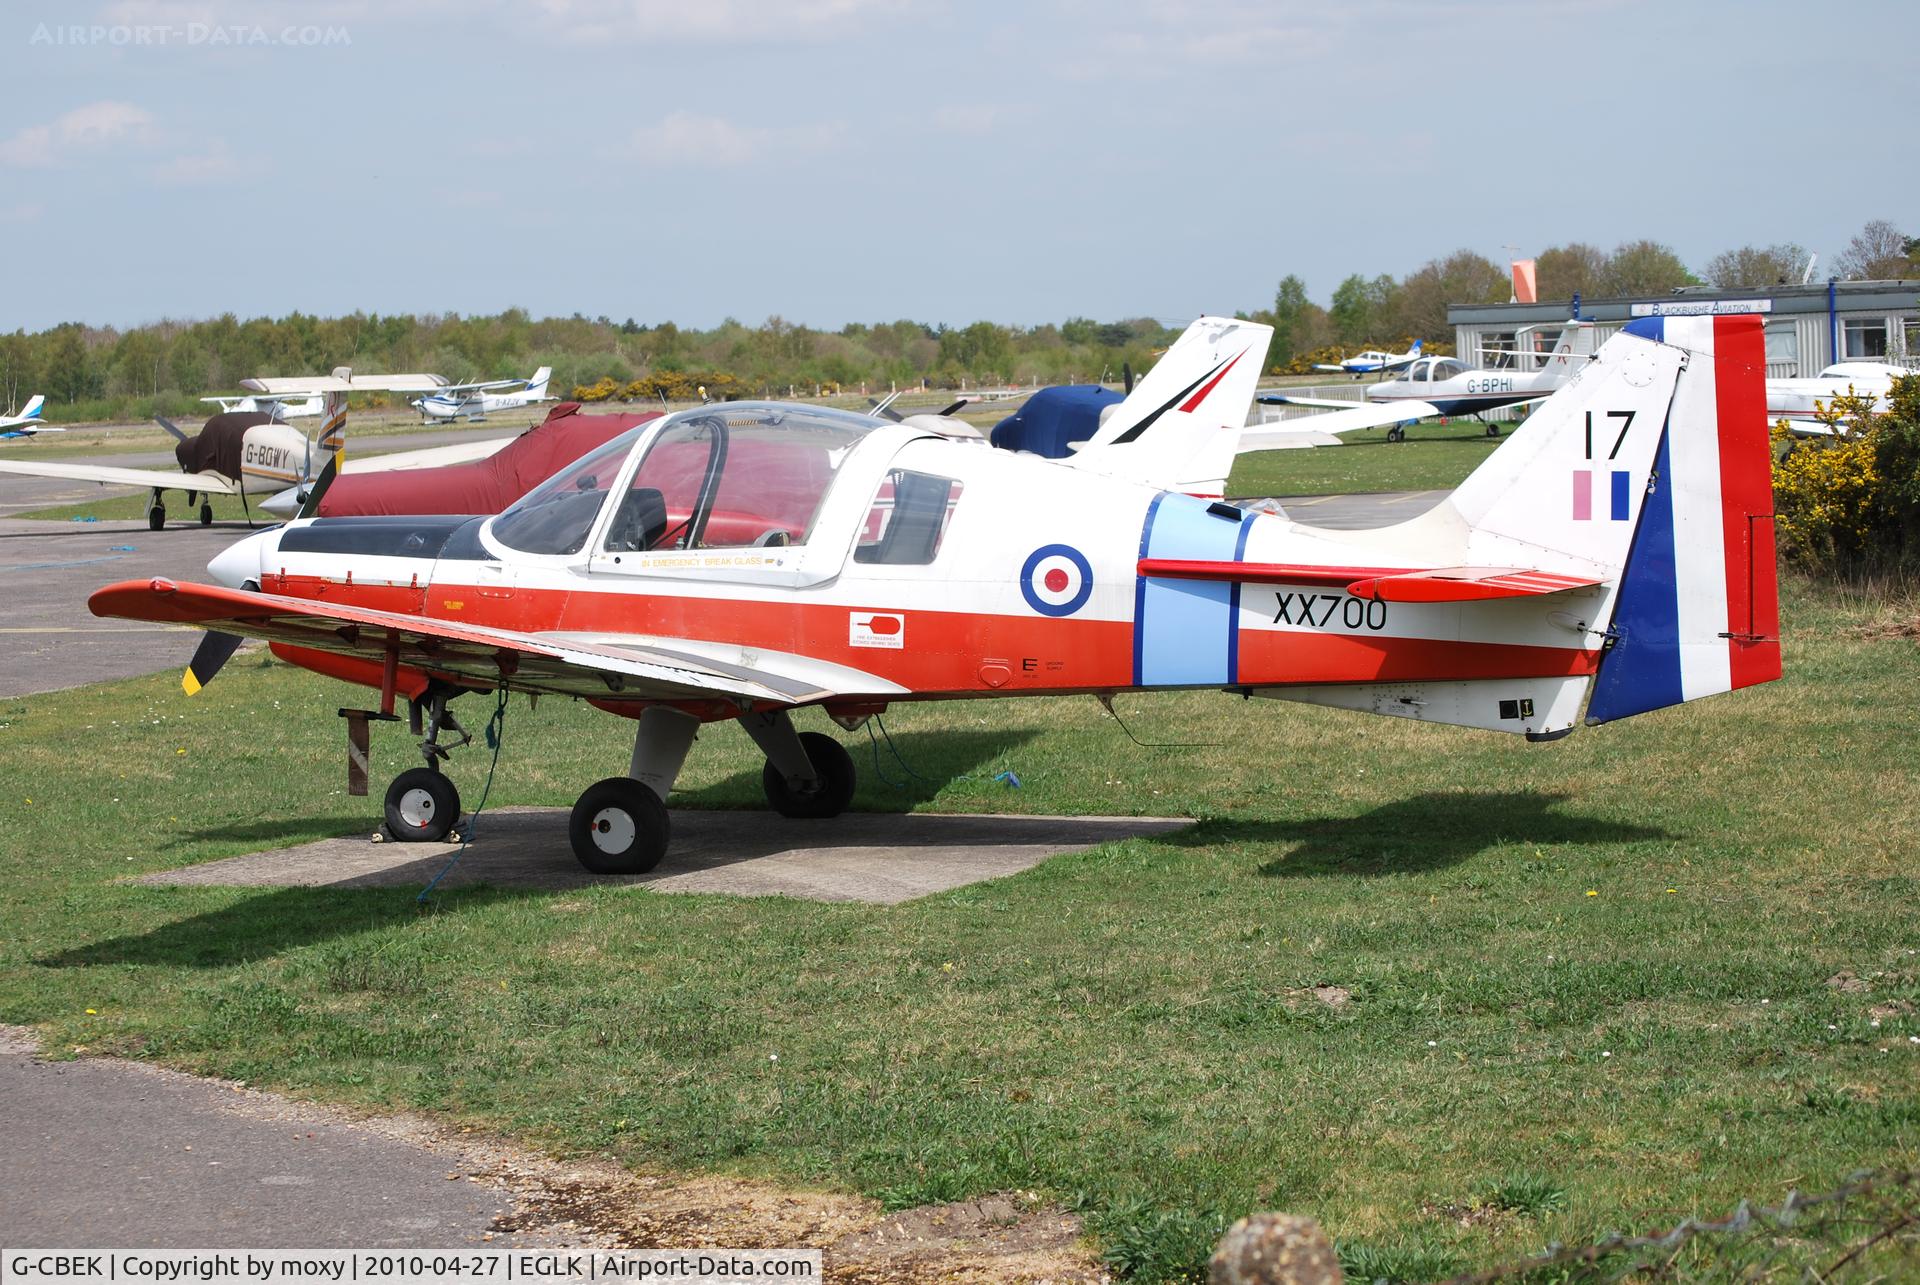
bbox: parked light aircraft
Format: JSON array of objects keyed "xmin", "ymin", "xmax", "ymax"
[
  {"xmin": 1315, "ymin": 340, "xmax": 1422, "ymax": 378},
  {"xmin": 0, "ymin": 369, "xmax": 449, "ymax": 528},
  {"xmin": 1767, "ymin": 360, "xmax": 1909, "ymax": 432},
  {"xmin": 0, "ymin": 394, "xmax": 52, "ymax": 437},
  {"xmin": 202, "ymin": 393, "xmax": 323, "ymax": 420},
  {"xmin": 1248, "ymin": 325, "xmax": 1597, "ymax": 448},
  {"xmin": 93, "ymin": 316, "xmax": 1779, "ymax": 877},
  {"xmin": 412, "ymin": 368, "xmax": 554, "ymax": 423}
]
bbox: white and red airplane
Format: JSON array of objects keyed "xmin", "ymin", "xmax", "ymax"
[{"xmin": 91, "ymin": 316, "xmax": 1780, "ymax": 877}]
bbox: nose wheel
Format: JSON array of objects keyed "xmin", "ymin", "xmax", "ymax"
[{"xmin": 569, "ymin": 776, "xmax": 670, "ymax": 875}]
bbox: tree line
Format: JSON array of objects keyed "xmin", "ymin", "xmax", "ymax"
[
  {"xmin": 1247, "ymin": 219, "xmax": 1917, "ymax": 373},
  {"xmin": 1, "ymin": 220, "xmax": 1911, "ymax": 423}
]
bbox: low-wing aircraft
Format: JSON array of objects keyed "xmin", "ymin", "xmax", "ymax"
[
  {"xmin": 412, "ymin": 367, "xmax": 554, "ymax": 423},
  {"xmin": 1314, "ymin": 339, "xmax": 1422, "ymax": 378},
  {"xmin": 1767, "ymin": 360, "xmax": 1909, "ymax": 432},
  {"xmin": 93, "ymin": 316, "xmax": 1780, "ymax": 878},
  {"xmin": 1247, "ymin": 324, "xmax": 1597, "ymax": 448},
  {"xmin": 0, "ymin": 394, "xmax": 53, "ymax": 438},
  {"xmin": 0, "ymin": 368, "xmax": 448, "ymax": 528}
]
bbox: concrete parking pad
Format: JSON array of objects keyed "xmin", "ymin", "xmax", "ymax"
[{"xmin": 138, "ymin": 808, "xmax": 1191, "ymax": 902}]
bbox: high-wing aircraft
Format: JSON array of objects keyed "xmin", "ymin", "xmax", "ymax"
[
  {"xmin": 201, "ymin": 393, "xmax": 323, "ymax": 420},
  {"xmin": 1247, "ymin": 324, "xmax": 1597, "ymax": 448},
  {"xmin": 93, "ymin": 316, "xmax": 1779, "ymax": 878},
  {"xmin": 0, "ymin": 368, "xmax": 448, "ymax": 527},
  {"xmin": 1767, "ymin": 360, "xmax": 1909, "ymax": 432},
  {"xmin": 1315, "ymin": 340, "xmax": 1422, "ymax": 378},
  {"xmin": 412, "ymin": 367, "xmax": 554, "ymax": 423},
  {"xmin": 0, "ymin": 394, "xmax": 53, "ymax": 438}
]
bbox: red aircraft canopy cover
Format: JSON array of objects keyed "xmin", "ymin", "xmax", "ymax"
[{"xmin": 316, "ymin": 403, "xmax": 662, "ymax": 518}]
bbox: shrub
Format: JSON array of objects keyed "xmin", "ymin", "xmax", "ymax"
[{"xmin": 1772, "ymin": 375, "xmax": 1920, "ymax": 578}]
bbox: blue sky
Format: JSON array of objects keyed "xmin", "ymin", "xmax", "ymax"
[{"xmin": 4, "ymin": 0, "xmax": 1914, "ymax": 333}]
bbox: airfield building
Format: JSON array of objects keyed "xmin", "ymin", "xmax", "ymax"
[{"xmin": 1449, "ymin": 279, "xmax": 1920, "ymax": 378}]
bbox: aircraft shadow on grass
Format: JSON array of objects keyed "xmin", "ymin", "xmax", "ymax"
[
  {"xmin": 43, "ymin": 729, "xmax": 1042, "ymax": 969},
  {"xmin": 1175, "ymin": 791, "xmax": 1673, "ymax": 878}
]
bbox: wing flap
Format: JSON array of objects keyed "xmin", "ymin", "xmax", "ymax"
[{"xmin": 87, "ymin": 578, "xmax": 847, "ymax": 705}]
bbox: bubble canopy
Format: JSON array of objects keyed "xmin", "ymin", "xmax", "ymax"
[{"xmin": 487, "ymin": 402, "xmax": 886, "ymax": 558}]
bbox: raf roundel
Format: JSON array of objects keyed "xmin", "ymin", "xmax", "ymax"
[{"xmin": 1020, "ymin": 544, "xmax": 1093, "ymax": 617}]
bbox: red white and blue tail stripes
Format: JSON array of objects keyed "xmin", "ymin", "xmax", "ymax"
[{"xmin": 1587, "ymin": 315, "xmax": 1780, "ymax": 723}]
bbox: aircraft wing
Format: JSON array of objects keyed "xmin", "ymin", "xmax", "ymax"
[
  {"xmin": 432, "ymin": 378, "xmax": 523, "ymax": 394},
  {"xmin": 1237, "ymin": 400, "xmax": 1442, "ymax": 452},
  {"xmin": 0, "ymin": 459, "xmax": 237, "ymax": 494},
  {"xmin": 241, "ymin": 373, "xmax": 449, "ymax": 395},
  {"xmin": 89, "ymin": 578, "xmax": 900, "ymax": 705},
  {"xmin": 341, "ymin": 438, "xmax": 515, "ymax": 473},
  {"xmin": 1256, "ymin": 393, "xmax": 1370, "ymax": 409}
]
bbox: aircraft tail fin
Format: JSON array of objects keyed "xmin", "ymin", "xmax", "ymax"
[
  {"xmin": 19, "ymin": 394, "xmax": 43, "ymax": 420},
  {"xmin": 526, "ymin": 366, "xmax": 553, "ymax": 399},
  {"xmin": 298, "ymin": 367, "xmax": 352, "ymax": 519},
  {"xmin": 1066, "ymin": 315, "xmax": 1272, "ymax": 498},
  {"xmin": 1409, "ymin": 339, "xmax": 1422, "ymax": 356},
  {"xmin": 1448, "ymin": 314, "xmax": 1779, "ymax": 722}
]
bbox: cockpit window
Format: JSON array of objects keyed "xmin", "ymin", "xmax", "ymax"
[
  {"xmin": 1432, "ymin": 359, "xmax": 1467, "ymax": 381},
  {"xmin": 490, "ymin": 427, "xmax": 648, "ymax": 556},
  {"xmin": 604, "ymin": 403, "xmax": 880, "ymax": 553}
]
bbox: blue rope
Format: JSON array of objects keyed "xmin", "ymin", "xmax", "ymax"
[{"xmin": 416, "ymin": 687, "xmax": 510, "ymax": 903}]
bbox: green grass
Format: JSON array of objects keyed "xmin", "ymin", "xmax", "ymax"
[
  {"xmin": 1228, "ymin": 418, "xmax": 1512, "ymax": 497},
  {"xmin": 1, "ymin": 572, "xmax": 1917, "ymax": 1279}
]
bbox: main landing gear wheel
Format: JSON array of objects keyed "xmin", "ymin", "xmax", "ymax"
[
  {"xmin": 1486, "ymin": 423, "xmax": 1502, "ymax": 438},
  {"xmin": 1385, "ymin": 426, "xmax": 1406, "ymax": 443},
  {"xmin": 199, "ymin": 502, "xmax": 214, "ymax": 525},
  {"xmin": 384, "ymin": 767, "xmax": 461, "ymax": 843},
  {"xmin": 762, "ymin": 731, "xmax": 856, "ymax": 819},
  {"xmin": 147, "ymin": 504, "xmax": 166, "ymax": 531},
  {"xmin": 570, "ymin": 776, "xmax": 670, "ymax": 875}
]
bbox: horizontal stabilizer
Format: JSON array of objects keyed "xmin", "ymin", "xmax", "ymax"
[{"xmin": 1135, "ymin": 557, "xmax": 1603, "ymax": 601}]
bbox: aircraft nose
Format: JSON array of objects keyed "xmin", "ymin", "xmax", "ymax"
[{"xmin": 207, "ymin": 527, "xmax": 279, "ymax": 590}]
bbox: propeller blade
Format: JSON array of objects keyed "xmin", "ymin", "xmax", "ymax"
[
  {"xmin": 182, "ymin": 631, "xmax": 243, "ymax": 696},
  {"xmin": 935, "ymin": 400, "xmax": 969, "ymax": 417},
  {"xmin": 1123, "ymin": 362, "xmax": 1134, "ymax": 395},
  {"xmin": 153, "ymin": 416, "xmax": 189, "ymax": 443}
]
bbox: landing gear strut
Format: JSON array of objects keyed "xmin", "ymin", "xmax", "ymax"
[
  {"xmin": 376, "ymin": 685, "xmax": 471, "ymax": 843},
  {"xmin": 742, "ymin": 711, "xmax": 857, "ymax": 819}
]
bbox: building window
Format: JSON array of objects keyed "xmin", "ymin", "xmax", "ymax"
[
  {"xmin": 1764, "ymin": 324, "xmax": 1799, "ymax": 368},
  {"xmin": 1844, "ymin": 318, "xmax": 1889, "ymax": 358},
  {"xmin": 1476, "ymin": 332, "xmax": 1517, "ymax": 368}
]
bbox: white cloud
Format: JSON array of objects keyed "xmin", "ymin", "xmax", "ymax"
[
  {"xmin": 630, "ymin": 111, "xmax": 841, "ymax": 168},
  {"xmin": 0, "ymin": 101, "xmax": 154, "ymax": 168}
]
